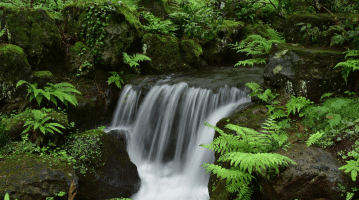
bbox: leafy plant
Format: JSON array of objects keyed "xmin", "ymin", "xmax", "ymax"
[
  {"xmin": 320, "ymin": 92, "xmax": 334, "ymax": 101},
  {"xmin": 295, "ymin": 22, "xmax": 327, "ymax": 44},
  {"xmin": 168, "ymin": 0, "xmax": 224, "ymax": 40},
  {"xmin": 329, "ymin": 20, "xmax": 359, "ymax": 48},
  {"xmin": 201, "ymin": 122, "xmax": 296, "ymax": 199},
  {"xmin": 245, "ymin": 82, "xmax": 279, "ymax": 103},
  {"xmin": 230, "ymin": 28, "xmax": 285, "ymax": 67},
  {"xmin": 334, "ymin": 48, "xmax": 359, "ymax": 86},
  {"xmin": 305, "ymin": 130, "xmax": 325, "ymax": 147},
  {"xmin": 16, "ymin": 80, "xmax": 81, "ymax": 107},
  {"xmin": 140, "ymin": 11, "xmax": 178, "ymax": 37},
  {"xmin": 108, "ymin": 71, "xmax": 124, "ymax": 89},
  {"xmin": 286, "ymin": 95, "xmax": 313, "ymax": 117},
  {"xmin": 123, "ymin": 52, "xmax": 151, "ymax": 74},
  {"xmin": 339, "ymin": 159, "xmax": 359, "ymax": 181},
  {"xmin": 22, "ymin": 109, "xmax": 65, "ymax": 136}
]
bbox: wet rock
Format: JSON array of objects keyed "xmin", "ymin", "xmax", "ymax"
[
  {"xmin": 0, "ymin": 7, "xmax": 65, "ymax": 74},
  {"xmin": 67, "ymin": 42, "xmax": 95, "ymax": 77},
  {"xmin": 257, "ymin": 144, "xmax": 354, "ymax": 200},
  {"xmin": 263, "ymin": 43, "xmax": 347, "ymax": 102},
  {"xmin": 0, "ymin": 153, "xmax": 78, "ymax": 200},
  {"xmin": 179, "ymin": 39, "xmax": 203, "ymax": 69},
  {"xmin": 65, "ymin": 129, "xmax": 140, "ymax": 199}
]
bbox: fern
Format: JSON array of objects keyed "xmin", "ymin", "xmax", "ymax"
[
  {"xmin": 22, "ymin": 109, "xmax": 65, "ymax": 136},
  {"xmin": 108, "ymin": 71, "xmax": 124, "ymax": 89},
  {"xmin": 16, "ymin": 80, "xmax": 81, "ymax": 107},
  {"xmin": 286, "ymin": 95, "xmax": 313, "ymax": 117},
  {"xmin": 230, "ymin": 28, "xmax": 285, "ymax": 67},
  {"xmin": 305, "ymin": 130, "xmax": 325, "ymax": 147},
  {"xmin": 334, "ymin": 48, "xmax": 359, "ymax": 84},
  {"xmin": 123, "ymin": 52, "xmax": 151, "ymax": 74},
  {"xmin": 320, "ymin": 92, "xmax": 333, "ymax": 101},
  {"xmin": 245, "ymin": 82, "xmax": 279, "ymax": 103},
  {"xmin": 201, "ymin": 122, "xmax": 296, "ymax": 199},
  {"xmin": 338, "ymin": 159, "xmax": 359, "ymax": 181},
  {"xmin": 261, "ymin": 116, "xmax": 289, "ymax": 151}
]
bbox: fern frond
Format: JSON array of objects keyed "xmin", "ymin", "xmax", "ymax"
[
  {"xmin": 132, "ymin": 53, "xmax": 152, "ymax": 63},
  {"xmin": 234, "ymin": 58, "xmax": 266, "ymax": 67},
  {"xmin": 305, "ymin": 130, "xmax": 325, "ymax": 146},
  {"xmin": 338, "ymin": 159, "xmax": 359, "ymax": 181},
  {"xmin": 267, "ymin": 28, "xmax": 285, "ymax": 43},
  {"xmin": 270, "ymin": 109, "xmax": 287, "ymax": 119},
  {"xmin": 218, "ymin": 152, "xmax": 297, "ymax": 174},
  {"xmin": 320, "ymin": 92, "xmax": 333, "ymax": 100},
  {"xmin": 286, "ymin": 96, "xmax": 313, "ymax": 117}
]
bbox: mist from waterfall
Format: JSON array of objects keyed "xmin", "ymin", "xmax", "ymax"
[{"xmin": 106, "ymin": 82, "xmax": 251, "ymax": 200}]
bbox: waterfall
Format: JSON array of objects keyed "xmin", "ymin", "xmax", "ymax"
[{"xmin": 107, "ymin": 82, "xmax": 251, "ymax": 200}]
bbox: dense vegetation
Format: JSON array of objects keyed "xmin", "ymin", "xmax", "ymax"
[{"xmin": 1, "ymin": 0, "xmax": 359, "ymax": 200}]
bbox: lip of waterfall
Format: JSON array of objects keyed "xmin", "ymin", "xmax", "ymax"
[{"xmin": 106, "ymin": 81, "xmax": 251, "ymax": 200}]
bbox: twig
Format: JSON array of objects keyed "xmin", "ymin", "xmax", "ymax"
[{"xmin": 68, "ymin": 179, "xmax": 77, "ymax": 200}]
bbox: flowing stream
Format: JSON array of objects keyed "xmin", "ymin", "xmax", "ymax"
[{"xmin": 106, "ymin": 82, "xmax": 251, "ymax": 200}]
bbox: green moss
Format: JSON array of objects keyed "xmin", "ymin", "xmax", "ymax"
[
  {"xmin": 0, "ymin": 44, "xmax": 23, "ymax": 55},
  {"xmin": 32, "ymin": 71, "xmax": 54, "ymax": 79}
]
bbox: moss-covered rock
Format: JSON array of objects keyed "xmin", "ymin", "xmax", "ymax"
[
  {"xmin": 0, "ymin": 153, "xmax": 78, "ymax": 200},
  {"xmin": 0, "ymin": 7, "xmax": 65, "ymax": 74},
  {"xmin": 202, "ymin": 20, "xmax": 245, "ymax": 65},
  {"xmin": 65, "ymin": 129, "xmax": 140, "ymax": 199},
  {"xmin": 137, "ymin": 0, "xmax": 177, "ymax": 18},
  {"xmin": 67, "ymin": 42, "xmax": 94, "ymax": 77},
  {"xmin": 62, "ymin": 2, "xmax": 144, "ymax": 71},
  {"xmin": 30, "ymin": 71, "xmax": 56, "ymax": 89},
  {"xmin": 0, "ymin": 44, "xmax": 32, "ymax": 103},
  {"xmin": 179, "ymin": 39, "xmax": 203, "ymax": 68},
  {"xmin": 263, "ymin": 43, "xmax": 347, "ymax": 102},
  {"xmin": 141, "ymin": 33, "xmax": 182, "ymax": 73},
  {"xmin": 283, "ymin": 13, "xmax": 359, "ymax": 47}
]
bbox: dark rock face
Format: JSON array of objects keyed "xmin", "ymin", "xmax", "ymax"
[
  {"xmin": 263, "ymin": 43, "xmax": 347, "ymax": 102},
  {"xmin": 0, "ymin": 44, "xmax": 32, "ymax": 103},
  {"xmin": 67, "ymin": 129, "xmax": 140, "ymax": 199},
  {"xmin": 0, "ymin": 7, "xmax": 65, "ymax": 74},
  {"xmin": 0, "ymin": 154, "xmax": 78, "ymax": 200},
  {"xmin": 258, "ymin": 144, "xmax": 352, "ymax": 200},
  {"xmin": 137, "ymin": 0, "xmax": 175, "ymax": 19}
]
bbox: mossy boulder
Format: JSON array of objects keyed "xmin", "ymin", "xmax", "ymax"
[
  {"xmin": 2, "ymin": 108, "xmax": 69, "ymax": 146},
  {"xmin": 0, "ymin": 153, "xmax": 78, "ymax": 200},
  {"xmin": 65, "ymin": 129, "xmax": 140, "ymax": 199},
  {"xmin": 62, "ymin": 2, "xmax": 144, "ymax": 71},
  {"xmin": 141, "ymin": 33, "xmax": 182, "ymax": 73},
  {"xmin": 29, "ymin": 71, "xmax": 56, "ymax": 89},
  {"xmin": 283, "ymin": 13, "xmax": 359, "ymax": 47},
  {"xmin": 263, "ymin": 43, "xmax": 347, "ymax": 102},
  {"xmin": 137, "ymin": 0, "xmax": 176, "ymax": 18},
  {"xmin": 0, "ymin": 7, "xmax": 65, "ymax": 74},
  {"xmin": 202, "ymin": 20, "xmax": 245, "ymax": 65},
  {"xmin": 67, "ymin": 42, "xmax": 94, "ymax": 77},
  {"xmin": 0, "ymin": 44, "xmax": 32, "ymax": 103},
  {"xmin": 179, "ymin": 39, "xmax": 203, "ymax": 68}
]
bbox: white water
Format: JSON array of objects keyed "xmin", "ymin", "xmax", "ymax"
[{"xmin": 106, "ymin": 82, "xmax": 250, "ymax": 200}]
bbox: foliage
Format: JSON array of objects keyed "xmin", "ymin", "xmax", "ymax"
[
  {"xmin": 123, "ymin": 52, "xmax": 151, "ymax": 74},
  {"xmin": 305, "ymin": 130, "xmax": 325, "ymax": 147},
  {"xmin": 339, "ymin": 159, "xmax": 359, "ymax": 181},
  {"xmin": 320, "ymin": 92, "xmax": 333, "ymax": 101},
  {"xmin": 286, "ymin": 95, "xmax": 313, "ymax": 117},
  {"xmin": 168, "ymin": 0, "xmax": 224, "ymax": 40},
  {"xmin": 80, "ymin": 1, "xmax": 115, "ymax": 65},
  {"xmin": 230, "ymin": 28, "xmax": 285, "ymax": 67},
  {"xmin": 329, "ymin": 21, "xmax": 359, "ymax": 48},
  {"xmin": 22, "ymin": 109, "xmax": 65, "ymax": 136},
  {"xmin": 140, "ymin": 11, "xmax": 178, "ymax": 37},
  {"xmin": 245, "ymin": 82, "xmax": 279, "ymax": 103},
  {"xmin": 201, "ymin": 122, "xmax": 296, "ymax": 199},
  {"xmin": 334, "ymin": 48, "xmax": 359, "ymax": 85},
  {"xmin": 16, "ymin": 80, "xmax": 81, "ymax": 107},
  {"xmin": 108, "ymin": 71, "xmax": 124, "ymax": 89}
]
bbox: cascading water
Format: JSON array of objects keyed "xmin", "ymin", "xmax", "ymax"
[{"xmin": 106, "ymin": 82, "xmax": 251, "ymax": 200}]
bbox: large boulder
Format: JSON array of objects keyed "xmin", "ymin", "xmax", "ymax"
[
  {"xmin": 263, "ymin": 43, "xmax": 347, "ymax": 102},
  {"xmin": 67, "ymin": 42, "xmax": 95, "ymax": 77},
  {"xmin": 64, "ymin": 129, "xmax": 140, "ymax": 199},
  {"xmin": 257, "ymin": 144, "xmax": 354, "ymax": 200},
  {"xmin": 283, "ymin": 14, "xmax": 359, "ymax": 47},
  {"xmin": 0, "ymin": 44, "xmax": 32, "ymax": 103},
  {"xmin": 179, "ymin": 39, "xmax": 203, "ymax": 68},
  {"xmin": 62, "ymin": 2, "xmax": 144, "ymax": 71},
  {"xmin": 201, "ymin": 20, "xmax": 244, "ymax": 65},
  {"xmin": 0, "ymin": 153, "xmax": 78, "ymax": 200},
  {"xmin": 141, "ymin": 33, "xmax": 183, "ymax": 73},
  {"xmin": 0, "ymin": 7, "xmax": 65, "ymax": 74}
]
